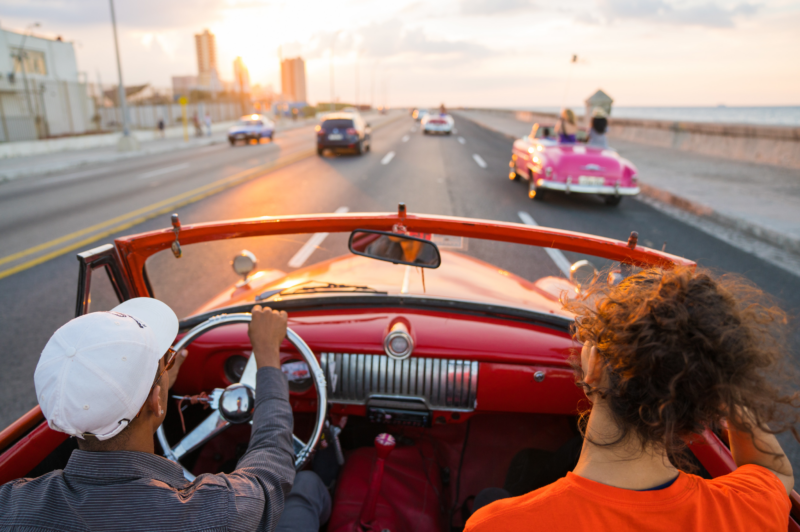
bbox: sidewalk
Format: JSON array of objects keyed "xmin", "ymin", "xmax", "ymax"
[
  {"xmin": 0, "ymin": 117, "xmax": 320, "ymax": 182},
  {"xmin": 454, "ymin": 110, "xmax": 800, "ymax": 255}
]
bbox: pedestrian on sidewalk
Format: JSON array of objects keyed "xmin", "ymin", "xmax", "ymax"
[
  {"xmin": 292, "ymin": 108, "xmax": 298, "ymax": 121},
  {"xmin": 204, "ymin": 113, "xmax": 212, "ymax": 136},
  {"xmin": 157, "ymin": 118, "xmax": 165, "ymax": 139},
  {"xmin": 192, "ymin": 112, "xmax": 202, "ymax": 137},
  {"xmin": 587, "ymin": 108, "xmax": 608, "ymax": 149}
]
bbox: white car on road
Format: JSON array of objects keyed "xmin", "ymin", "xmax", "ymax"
[{"xmin": 421, "ymin": 113, "xmax": 454, "ymax": 135}]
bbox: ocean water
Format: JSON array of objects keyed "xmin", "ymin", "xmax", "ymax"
[{"xmin": 520, "ymin": 106, "xmax": 800, "ymax": 127}]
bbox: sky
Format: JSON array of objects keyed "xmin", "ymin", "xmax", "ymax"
[{"xmin": 2, "ymin": 0, "xmax": 799, "ymax": 108}]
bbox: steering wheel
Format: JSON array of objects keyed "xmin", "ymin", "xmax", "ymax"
[{"xmin": 156, "ymin": 313, "xmax": 327, "ymax": 481}]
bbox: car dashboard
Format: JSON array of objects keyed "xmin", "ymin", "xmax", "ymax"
[{"xmin": 171, "ymin": 307, "xmax": 584, "ymax": 430}]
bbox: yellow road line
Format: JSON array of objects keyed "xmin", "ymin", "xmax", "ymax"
[
  {"xmin": 0, "ymin": 113, "xmax": 404, "ymax": 281},
  {"xmin": 0, "ymin": 149, "xmax": 315, "ymax": 280}
]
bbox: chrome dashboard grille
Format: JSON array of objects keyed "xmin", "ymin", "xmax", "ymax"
[{"xmin": 319, "ymin": 353, "xmax": 478, "ymax": 411}]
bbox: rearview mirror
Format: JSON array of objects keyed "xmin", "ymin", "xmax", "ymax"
[{"xmin": 349, "ymin": 230, "xmax": 441, "ymax": 268}]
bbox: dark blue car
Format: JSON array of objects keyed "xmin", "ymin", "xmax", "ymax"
[{"xmin": 228, "ymin": 114, "xmax": 275, "ymax": 146}]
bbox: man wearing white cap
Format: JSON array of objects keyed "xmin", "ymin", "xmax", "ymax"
[{"xmin": 0, "ymin": 298, "xmax": 330, "ymax": 532}]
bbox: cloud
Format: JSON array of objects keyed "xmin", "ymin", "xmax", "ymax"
[
  {"xmin": 0, "ymin": 0, "xmax": 227, "ymax": 29},
  {"xmin": 460, "ymin": 0, "xmax": 535, "ymax": 15},
  {"xmin": 598, "ymin": 0, "xmax": 761, "ymax": 28},
  {"xmin": 301, "ymin": 20, "xmax": 496, "ymax": 64}
]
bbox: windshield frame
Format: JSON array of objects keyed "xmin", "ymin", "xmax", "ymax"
[{"xmin": 116, "ymin": 211, "xmax": 695, "ymax": 299}]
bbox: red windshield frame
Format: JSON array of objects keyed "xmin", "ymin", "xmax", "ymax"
[{"xmin": 113, "ymin": 211, "xmax": 695, "ymax": 297}]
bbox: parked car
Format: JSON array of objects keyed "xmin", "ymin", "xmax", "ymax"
[
  {"xmin": 510, "ymin": 123, "xmax": 639, "ymax": 206},
  {"xmin": 227, "ymin": 114, "xmax": 275, "ymax": 146},
  {"xmin": 421, "ymin": 113, "xmax": 454, "ymax": 135},
  {"xmin": 3, "ymin": 207, "xmax": 769, "ymax": 532},
  {"xmin": 316, "ymin": 112, "xmax": 371, "ymax": 155}
]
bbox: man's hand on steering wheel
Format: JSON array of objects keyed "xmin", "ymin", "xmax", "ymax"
[
  {"xmin": 168, "ymin": 349, "xmax": 189, "ymax": 389},
  {"xmin": 249, "ymin": 305, "xmax": 287, "ymax": 369}
]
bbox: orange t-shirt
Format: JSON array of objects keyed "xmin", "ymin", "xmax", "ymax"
[{"xmin": 466, "ymin": 465, "xmax": 790, "ymax": 532}]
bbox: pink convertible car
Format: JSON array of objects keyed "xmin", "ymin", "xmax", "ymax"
[{"xmin": 509, "ymin": 123, "xmax": 640, "ymax": 206}]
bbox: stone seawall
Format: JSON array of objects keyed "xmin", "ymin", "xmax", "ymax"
[{"xmin": 461, "ymin": 108, "xmax": 800, "ymax": 170}]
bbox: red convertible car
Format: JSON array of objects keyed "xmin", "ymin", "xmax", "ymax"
[
  {"xmin": 1, "ymin": 206, "xmax": 798, "ymax": 531},
  {"xmin": 509, "ymin": 123, "xmax": 640, "ymax": 206}
]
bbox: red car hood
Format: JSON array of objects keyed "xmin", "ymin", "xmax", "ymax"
[{"xmin": 192, "ymin": 250, "xmax": 576, "ymax": 321}]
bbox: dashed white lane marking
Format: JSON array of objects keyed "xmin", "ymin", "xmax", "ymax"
[
  {"xmin": 381, "ymin": 151, "xmax": 396, "ymax": 165},
  {"xmin": 472, "ymin": 154, "xmax": 487, "ymax": 168},
  {"xmin": 517, "ymin": 211, "xmax": 572, "ymax": 277},
  {"xmin": 288, "ymin": 206, "xmax": 349, "ymax": 268},
  {"xmin": 458, "ymin": 137, "xmax": 466, "ymax": 144},
  {"xmin": 402, "ymin": 135, "xmax": 410, "ymax": 142},
  {"xmin": 137, "ymin": 162, "xmax": 190, "ymax": 180}
]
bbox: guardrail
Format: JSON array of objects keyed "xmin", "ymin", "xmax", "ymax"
[{"xmin": 459, "ymin": 108, "xmax": 800, "ymax": 169}]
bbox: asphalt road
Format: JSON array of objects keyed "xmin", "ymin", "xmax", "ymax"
[{"xmin": 1, "ymin": 112, "xmax": 799, "ymax": 464}]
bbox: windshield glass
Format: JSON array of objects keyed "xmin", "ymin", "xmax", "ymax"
[
  {"xmin": 322, "ymin": 119, "xmax": 355, "ymax": 129},
  {"xmin": 144, "ymin": 231, "xmax": 633, "ymax": 320}
]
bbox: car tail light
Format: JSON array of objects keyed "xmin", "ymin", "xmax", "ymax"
[{"xmin": 346, "ymin": 127, "xmax": 357, "ymax": 136}]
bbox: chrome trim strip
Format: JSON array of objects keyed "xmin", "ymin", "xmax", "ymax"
[
  {"xmin": 321, "ymin": 353, "xmax": 479, "ymax": 411},
  {"xmin": 537, "ymin": 181, "xmax": 640, "ymax": 195}
]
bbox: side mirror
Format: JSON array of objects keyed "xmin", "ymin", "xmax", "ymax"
[
  {"xmin": 349, "ymin": 230, "xmax": 441, "ymax": 268},
  {"xmin": 569, "ymin": 259, "xmax": 598, "ymax": 293},
  {"xmin": 232, "ymin": 250, "xmax": 257, "ymax": 285}
]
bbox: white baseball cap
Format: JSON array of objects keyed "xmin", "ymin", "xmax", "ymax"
[{"xmin": 34, "ymin": 298, "xmax": 179, "ymax": 441}]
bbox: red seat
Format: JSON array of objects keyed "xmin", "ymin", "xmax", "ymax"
[{"xmin": 328, "ymin": 443, "xmax": 443, "ymax": 532}]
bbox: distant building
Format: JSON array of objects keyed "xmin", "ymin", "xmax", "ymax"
[
  {"xmin": 280, "ymin": 57, "xmax": 307, "ymax": 103},
  {"xmin": 171, "ymin": 75, "xmax": 197, "ymax": 98},
  {"xmin": 195, "ymin": 29, "xmax": 219, "ymax": 89},
  {"xmin": 585, "ymin": 89, "xmax": 614, "ymax": 126},
  {"xmin": 233, "ymin": 57, "xmax": 250, "ymax": 94},
  {"xmin": 0, "ymin": 26, "xmax": 95, "ymax": 141},
  {"xmin": 173, "ymin": 29, "xmax": 224, "ymax": 97}
]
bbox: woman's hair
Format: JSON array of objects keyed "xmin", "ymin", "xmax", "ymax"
[
  {"xmin": 564, "ymin": 266, "xmax": 800, "ymax": 469},
  {"xmin": 561, "ymin": 108, "xmax": 576, "ymax": 125},
  {"xmin": 591, "ymin": 117, "xmax": 607, "ymax": 134}
]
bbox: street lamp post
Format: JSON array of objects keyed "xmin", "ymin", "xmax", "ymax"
[{"xmin": 109, "ymin": 0, "xmax": 138, "ymax": 151}]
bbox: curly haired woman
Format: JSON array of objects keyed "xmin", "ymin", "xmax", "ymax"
[{"xmin": 467, "ymin": 267, "xmax": 798, "ymax": 531}]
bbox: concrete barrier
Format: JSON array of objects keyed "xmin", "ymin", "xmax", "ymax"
[
  {"xmin": 460, "ymin": 108, "xmax": 800, "ymax": 170},
  {"xmin": 0, "ymin": 121, "xmax": 237, "ymax": 160}
]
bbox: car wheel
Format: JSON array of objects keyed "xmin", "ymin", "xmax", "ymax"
[
  {"xmin": 529, "ymin": 179, "xmax": 545, "ymax": 201},
  {"xmin": 229, "ymin": 139, "xmax": 236, "ymax": 146},
  {"xmin": 355, "ymin": 140, "xmax": 363, "ymax": 155},
  {"xmin": 605, "ymin": 196, "xmax": 622, "ymax": 206},
  {"xmin": 317, "ymin": 147, "xmax": 324, "ymax": 156}
]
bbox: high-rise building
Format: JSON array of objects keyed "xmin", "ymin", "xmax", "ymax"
[
  {"xmin": 233, "ymin": 57, "xmax": 250, "ymax": 94},
  {"xmin": 280, "ymin": 57, "xmax": 307, "ymax": 103},
  {"xmin": 194, "ymin": 29, "xmax": 218, "ymax": 89}
]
